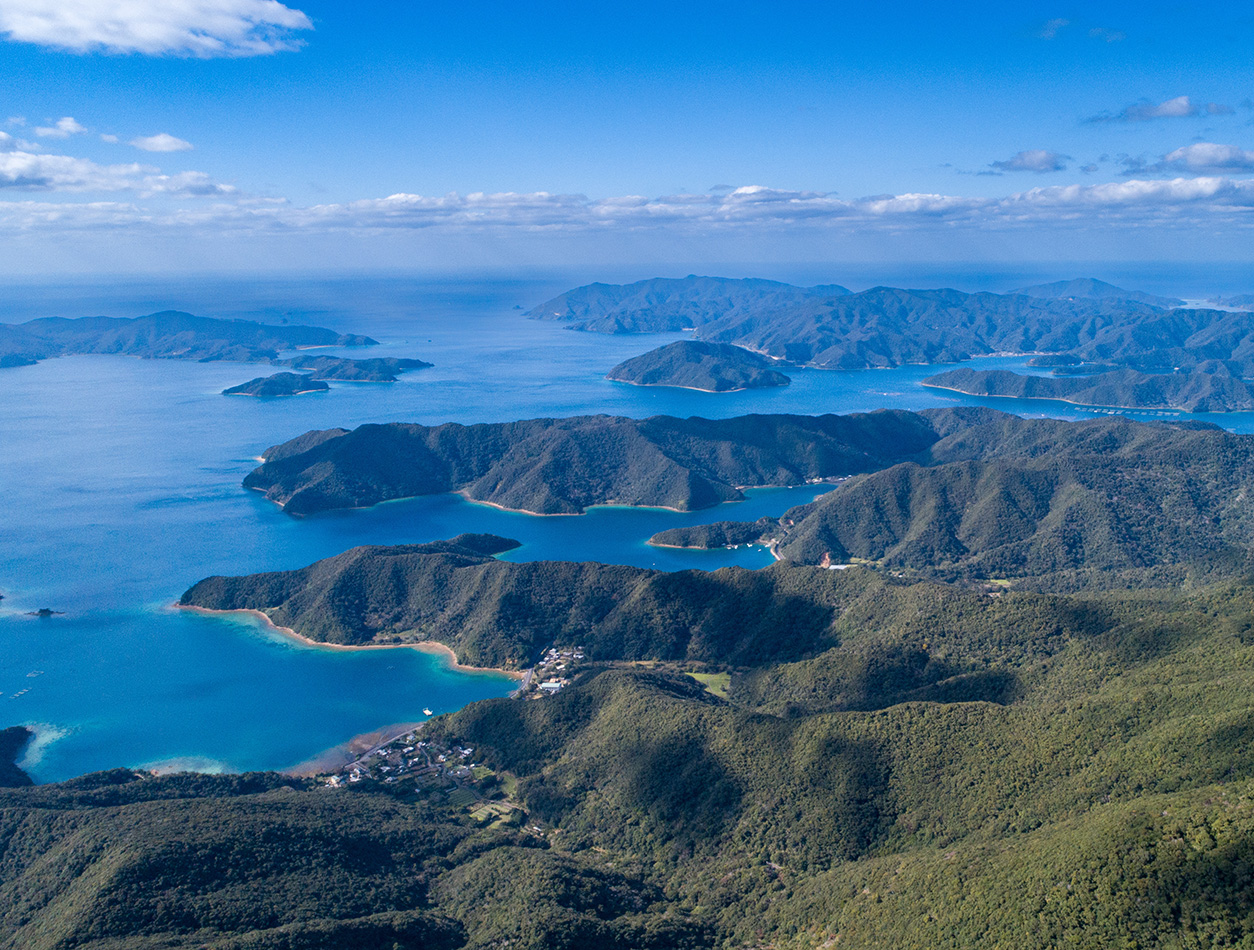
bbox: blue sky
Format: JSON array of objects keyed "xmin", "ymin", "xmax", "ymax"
[{"xmin": 3, "ymin": 0, "xmax": 1254, "ymax": 274}]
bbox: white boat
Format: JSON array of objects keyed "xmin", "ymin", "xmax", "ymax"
[{"xmin": 423, "ymin": 707, "xmax": 433, "ymax": 716}]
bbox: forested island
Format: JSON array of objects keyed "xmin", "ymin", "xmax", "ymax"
[
  {"xmin": 607, "ymin": 340, "xmax": 791, "ymax": 391},
  {"xmin": 223, "ymin": 372, "xmax": 330, "ymax": 397},
  {"xmin": 531, "ymin": 274, "xmax": 1254, "ymax": 371},
  {"xmin": 0, "ymin": 311, "xmax": 376, "ymax": 367},
  {"xmin": 923, "ymin": 366, "xmax": 1254, "ymax": 412},
  {"xmin": 242, "ymin": 410, "xmax": 937, "ymax": 515},
  {"xmin": 274, "ymin": 355, "xmax": 432, "ymax": 381}
]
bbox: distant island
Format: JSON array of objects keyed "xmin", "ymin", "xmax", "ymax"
[
  {"xmin": 274, "ymin": 355, "xmax": 432, "ymax": 382},
  {"xmin": 0, "ymin": 311, "xmax": 377, "ymax": 369},
  {"xmin": 223, "ymin": 372, "xmax": 330, "ymax": 398},
  {"xmin": 1011, "ymin": 277, "xmax": 1184, "ymax": 309},
  {"xmin": 530, "ymin": 274, "xmax": 1254, "ymax": 371},
  {"xmin": 529, "ymin": 274, "xmax": 850, "ymax": 333},
  {"xmin": 242, "ymin": 410, "xmax": 939, "ymax": 515},
  {"xmin": 607, "ymin": 340, "xmax": 790, "ymax": 392},
  {"xmin": 923, "ymin": 367, "xmax": 1254, "ymax": 413}
]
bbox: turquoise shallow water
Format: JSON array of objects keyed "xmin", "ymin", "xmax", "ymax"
[{"xmin": 3, "ymin": 275, "xmax": 1253, "ymax": 782}]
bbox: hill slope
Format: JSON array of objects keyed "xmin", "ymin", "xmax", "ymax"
[
  {"xmin": 242, "ymin": 410, "xmax": 938, "ymax": 515},
  {"xmin": 0, "ymin": 311, "xmax": 375, "ymax": 367},
  {"xmin": 646, "ymin": 411, "xmax": 1254, "ymax": 582},
  {"xmin": 924, "ymin": 366, "xmax": 1254, "ymax": 412},
  {"xmin": 533, "ymin": 276, "xmax": 1254, "ymax": 370},
  {"xmin": 607, "ymin": 340, "xmax": 790, "ymax": 392},
  {"xmin": 15, "ymin": 578, "xmax": 1254, "ymax": 947},
  {"xmin": 528, "ymin": 274, "xmax": 850, "ymax": 333}
]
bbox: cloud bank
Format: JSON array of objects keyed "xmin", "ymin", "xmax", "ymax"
[
  {"xmin": 3, "ymin": 179, "xmax": 1254, "ymax": 236},
  {"xmin": 0, "ymin": 149, "xmax": 233, "ymax": 195},
  {"xmin": 1161, "ymin": 143, "xmax": 1254, "ymax": 174},
  {"xmin": 0, "ymin": 0, "xmax": 312, "ymax": 56}
]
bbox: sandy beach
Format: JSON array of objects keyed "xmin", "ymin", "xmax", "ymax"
[{"xmin": 177, "ymin": 605, "xmax": 523, "ymax": 679}]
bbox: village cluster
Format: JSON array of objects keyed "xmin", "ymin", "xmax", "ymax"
[{"xmin": 319, "ymin": 644, "xmax": 588, "ymax": 827}]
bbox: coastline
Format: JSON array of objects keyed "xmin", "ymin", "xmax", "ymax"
[
  {"xmin": 605, "ymin": 375, "xmax": 785, "ymax": 394},
  {"xmin": 918, "ymin": 380, "xmax": 1200, "ymax": 414},
  {"xmin": 177, "ymin": 605, "xmax": 523, "ymax": 679},
  {"xmin": 283, "ymin": 720, "xmax": 424, "ymax": 777}
]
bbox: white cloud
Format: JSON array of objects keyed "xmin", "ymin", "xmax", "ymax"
[
  {"xmin": 131, "ymin": 132, "xmax": 193, "ymax": 152},
  {"xmin": 34, "ymin": 116, "xmax": 86, "ymax": 138},
  {"xmin": 0, "ymin": 148, "xmax": 233, "ymax": 195},
  {"xmin": 0, "ymin": 151, "xmax": 148, "ymax": 191},
  {"xmin": 1161, "ymin": 143, "xmax": 1254, "ymax": 173},
  {"xmin": 1086, "ymin": 95, "xmax": 1225, "ymax": 123},
  {"xmin": 0, "ymin": 0, "xmax": 312, "ymax": 57},
  {"xmin": 989, "ymin": 150, "xmax": 1069, "ymax": 173},
  {"xmin": 5, "ymin": 177, "xmax": 1254, "ymax": 237},
  {"xmin": 100, "ymin": 133, "xmax": 119, "ymax": 143}
]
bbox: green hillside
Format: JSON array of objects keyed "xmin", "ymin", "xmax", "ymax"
[{"xmin": 13, "ymin": 576, "xmax": 1254, "ymax": 947}]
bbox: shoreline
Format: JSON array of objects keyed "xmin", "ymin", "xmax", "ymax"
[
  {"xmin": 177, "ymin": 605, "xmax": 524, "ymax": 679},
  {"xmin": 456, "ymin": 490, "xmax": 693, "ymax": 517},
  {"xmin": 918, "ymin": 380, "xmax": 1205, "ymax": 414},
  {"xmin": 605, "ymin": 375, "xmax": 787, "ymax": 395},
  {"xmin": 282, "ymin": 720, "xmax": 425, "ymax": 777}
]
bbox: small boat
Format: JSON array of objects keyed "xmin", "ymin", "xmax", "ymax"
[{"xmin": 423, "ymin": 707, "xmax": 433, "ymax": 716}]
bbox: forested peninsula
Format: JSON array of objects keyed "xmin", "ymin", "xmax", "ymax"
[
  {"xmin": 242, "ymin": 409, "xmax": 937, "ymax": 515},
  {"xmin": 531, "ymin": 274, "xmax": 1254, "ymax": 371},
  {"xmin": 223, "ymin": 372, "xmax": 329, "ymax": 397},
  {"xmin": 0, "ymin": 311, "xmax": 376, "ymax": 367},
  {"xmin": 607, "ymin": 340, "xmax": 791, "ymax": 391},
  {"xmin": 922, "ymin": 366, "xmax": 1254, "ymax": 412},
  {"xmin": 644, "ymin": 410, "xmax": 1254, "ymax": 584}
]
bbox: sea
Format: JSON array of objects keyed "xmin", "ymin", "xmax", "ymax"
[{"xmin": 3, "ymin": 268, "xmax": 1253, "ymax": 782}]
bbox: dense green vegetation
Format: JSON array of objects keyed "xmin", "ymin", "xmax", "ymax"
[
  {"xmin": 0, "ymin": 311, "xmax": 375, "ymax": 367},
  {"xmin": 650, "ymin": 517, "xmax": 778, "ymax": 549},
  {"xmin": 25, "ymin": 397, "xmax": 1254, "ymax": 947},
  {"xmin": 640, "ymin": 411, "xmax": 1252, "ymax": 583},
  {"xmin": 607, "ymin": 341, "xmax": 791, "ymax": 392},
  {"xmin": 182, "ymin": 533, "xmax": 888, "ymax": 668},
  {"xmin": 19, "ymin": 576, "xmax": 1254, "ymax": 947},
  {"xmin": 925, "ymin": 366, "xmax": 1254, "ymax": 412},
  {"xmin": 222, "ymin": 373, "xmax": 329, "ymax": 397},
  {"xmin": 533, "ymin": 275, "xmax": 1254, "ymax": 370},
  {"xmin": 244, "ymin": 409, "xmax": 937, "ymax": 515}
]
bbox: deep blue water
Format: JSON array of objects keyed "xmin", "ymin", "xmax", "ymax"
[{"xmin": 3, "ymin": 274, "xmax": 1253, "ymax": 782}]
